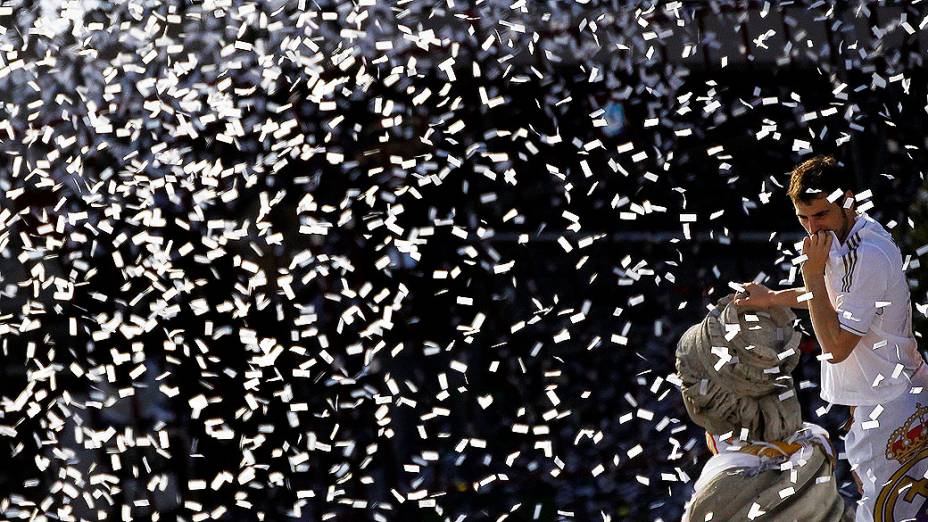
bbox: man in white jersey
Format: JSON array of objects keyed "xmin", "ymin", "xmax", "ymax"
[{"xmin": 736, "ymin": 155, "xmax": 928, "ymax": 521}]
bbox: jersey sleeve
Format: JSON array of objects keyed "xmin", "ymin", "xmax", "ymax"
[{"xmin": 833, "ymin": 245, "xmax": 891, "ymax": 335}]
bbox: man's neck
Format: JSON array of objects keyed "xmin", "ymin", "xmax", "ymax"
[{"xmin": 837, "ymin": 213, "xmax": 858, "ymax": 244}]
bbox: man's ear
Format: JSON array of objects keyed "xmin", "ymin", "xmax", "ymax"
[{"xmin": 843, "ymin": 190, "xmax": 855, "ymax": 209}]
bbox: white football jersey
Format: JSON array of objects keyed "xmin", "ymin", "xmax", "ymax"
[{"xmin": 819, "ymin": 212, "xmax": 926, "ymax": 406}]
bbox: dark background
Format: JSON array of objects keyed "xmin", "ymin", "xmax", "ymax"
[{"xmin": 2, "ymin": 1, "xmax": 928, "ymax": 520}]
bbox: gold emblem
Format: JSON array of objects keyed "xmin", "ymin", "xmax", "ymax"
[
  {"xmin": 874, "ymin": 403, "xmax": 928, "ymax": 521},
  {"xmin": 885, "ymin": 403, "xmax": 928, "ymax": 463}
]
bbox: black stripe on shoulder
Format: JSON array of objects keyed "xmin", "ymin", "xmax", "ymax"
[
  {"xmin": 841, "ymin": 252, "xmax": 851, "ymax": 292},
  {"xmin": 842, "ymin": 246, "xmax": 859, "ymax": 292},
  {"xmin": 848, "ymin": 233, "xmax": 861, "ymax": 249}
]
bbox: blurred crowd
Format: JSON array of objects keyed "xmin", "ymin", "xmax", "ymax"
[{"xmin": 1, "ymin": 1, "xmax": 928, "ymax": 520}]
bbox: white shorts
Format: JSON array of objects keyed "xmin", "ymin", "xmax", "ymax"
[{"xmin": 846, "ymin": 369, "xmax": 928, "ymax": 522}]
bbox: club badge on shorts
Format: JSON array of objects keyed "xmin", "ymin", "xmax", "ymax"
[{"xmin": 874, "ymin": 403, "xmax": 928, "ymax": 521}]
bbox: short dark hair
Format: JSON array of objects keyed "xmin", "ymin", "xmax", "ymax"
[{"xmin": 787, "ymin": 155, "xmax": 854, "ymax": 204}]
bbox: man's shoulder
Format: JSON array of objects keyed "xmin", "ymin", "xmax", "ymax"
[
  {"xmin": 847, "ymin": 237, "xmax": 900, "ymax": 274},
  {"xmin": 859, "ymin": 217, "xmax": 899, "ymax": 246}
]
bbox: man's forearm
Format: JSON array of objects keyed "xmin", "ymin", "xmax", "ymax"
[
  {"xmin": 802, "ymin": 273, "xmax": 848, "ymax": 361},
  {"xmin": 772, "ymin": 287, "xmax": 810, "ymax": 309}
]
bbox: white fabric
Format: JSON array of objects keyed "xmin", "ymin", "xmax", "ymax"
[
  {"xmin": 704, "ymin": 422, "xmax": 835, "ymax": 465},
  {"xmin": 846, "ymin": 369, "xmax": 928, "ymax": 522},
  {"xmin": 820, "ymin": 212, "xmax": 925, "ymax": 406},
  {"xmin": 685, "ymin": 423, "xmax": 838, "ymax": 521},
  {"xmin": 691, "ymin": 452, "xmax": 762, "ymax": 497}
]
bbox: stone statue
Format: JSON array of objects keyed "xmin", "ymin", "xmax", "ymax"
[{"xmin": 677, "ymin": 294, "xmax": 855, "ymax": 521}]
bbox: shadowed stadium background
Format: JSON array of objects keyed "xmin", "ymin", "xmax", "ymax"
[{"xmin": 2, "ymin": 1, "xmax": 928, "ymax": 520}]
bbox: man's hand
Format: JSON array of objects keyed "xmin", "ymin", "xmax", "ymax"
[
  {"xmin": 801, "ymin": 231, "xmax": 833, "ymax": 276},
  {"xmin": 733, "ymin": 282, "xmax": 775, "ymax": 309}
]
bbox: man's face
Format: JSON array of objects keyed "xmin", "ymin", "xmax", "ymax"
[{"xmin": 793, "ymin": 193, "xmax": 853, "ymax": 240}]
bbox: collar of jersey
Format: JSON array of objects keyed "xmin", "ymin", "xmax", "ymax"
[{"xmin": 828, "ymin": 211, "xmax": 870, "ymax": 258}]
